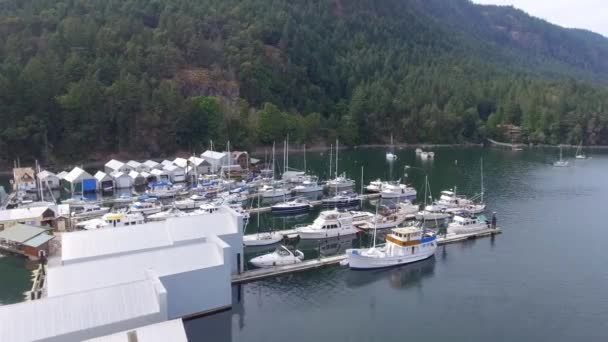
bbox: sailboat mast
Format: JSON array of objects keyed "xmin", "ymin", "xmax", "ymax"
[
  {"xmin": 272, "ymin": 142, "xmax": 276, "ymax": 180},
  {"xmin": 372, "ymin": 199, "xmax": 380, "ymax": 248},
  {"xmin": 329, "ymin": 144, "xmax": 333, "ymax": 180},
  {"xmin": 480, "ymin": 158, "xmax": 484, "ymax": 204},
  {"xmin": 335, "ymin": 139, "xmax": 339, "ymax": 178},
  {"xmin": 286, "ymin": 134, "xmax": 289, "ymax": 172},
  {"xmin": 304, "ymin": 144, "xmax": 307, "ymax": 173}
]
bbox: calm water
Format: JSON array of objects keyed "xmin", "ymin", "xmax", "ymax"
[
  {"xmin": 0, "ymin": 255, "xmax": 31, "ymax": 305},
  {"xmin": 186, "ymin": 146, "xmax": 608, "ymax": 341}
]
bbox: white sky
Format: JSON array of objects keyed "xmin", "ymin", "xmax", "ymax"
[{"xmin": 472, "ymin": 0, "xmax": 608, "ymax": 37}]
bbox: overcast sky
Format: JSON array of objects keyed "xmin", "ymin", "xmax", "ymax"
[{"xmin": 472, "ymin": 0, "xmax": 608, "ymax": 37}]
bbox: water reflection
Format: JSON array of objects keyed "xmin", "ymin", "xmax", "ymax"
[{"xmin": 345, "ymin": 257, "xmax": 436, "ymax": 289}]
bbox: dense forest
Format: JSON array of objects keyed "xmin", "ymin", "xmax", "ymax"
[{"xmin": 1, "ymin": 0, "xmax": 608, "ymax": 163}]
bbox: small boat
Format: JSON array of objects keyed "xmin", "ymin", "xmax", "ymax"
[
  {"xmin": 420, "ymin": 151, "xmax": 435, "ymax": 159},
  {"xmin": 70, "ymin": 204, "xmax": 111, "ymax": 218},
  {"xmin": 350, "ymin": 211, "xmax": 376, "ymax": 226},
  {"xmin": 243, "ymin": 231, "xmax": 284, "ymax": 246},
  {"xmin": 321, "ymin": 191, "xmax": 360, "ymax": 208},
  {"xmin": 271, "ymin": 198, "xmax": 312, "ymax": 214},
  {"xmin": 128, "ymin": 200, "xmax": 162, "ymax": 215},
  {"xmin": 326, "ymin": 173, "xmax": 355, "ymax": 190},
  {"xmin": 147, "ymin": 181, "xmax": 181, "ymax": 198},
  {"xmin": 195, "ymin": 203, "xmax": 221, "ymax": 215},
  {"xmin": 112, "ymin": 193, "xmax": 135, "ymax": 204},
  {"xmin": 553, "ymin": 145, "xmax": 569, "ymax": 167},
  {"xmin": 359, "ymin": 202, "xmax": 417, "ymax": 231},
  {"xmin": 345, "ymin": 227, "xmax": 437, "ymax": 269},
  {"xmin": 447, "ymin": 214, "xmax": 489, "ymax": 235},
  {"xmin": 295, "ymin": 210, "xmax": 360, "ymax": 239},
  {"xmin": 415, "ymin": 148, "xmax": 423, "ymax": 154},
  {"xmin": 575, "ymin": 141, "xmax": 587, "ymax": 159},
  {"xmin": 386, "ymin": 134, "xmax": 398, "ymax": 161},
  {"xmin": 415, "ymin": 205, "xmax": 450, "ymax": 221},
  {"xmin": 380, "ymin": 182, "xmax": 417, "ymax": 200},
  {"xmin": 249, "ymin": 245, "xmax": 304, "ymax": 268}
]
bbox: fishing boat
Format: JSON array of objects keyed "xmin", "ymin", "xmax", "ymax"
[
  {"xmin": 386, "ymin": 134, "xmax": 398, "ymax": 161},
  {"xmin": 321, "ymin": 191, "xmax": 360, "ymax": 208},
  {"xmin": 295, "ymin": 210, "xmax": 360, "ymax": 239},
  {"xmin": 553, "ymin": 145, "xmax": 569, "ymax": 167},
  {"xmin": 128, "ymin": 200, "xmax": 162, "ymax": 215},
  {"xmin": 271, "ymin": 197, "xmax": 312, "ymax": 214},
  {"xmin": 249, "ymin": 245, "xmax": 304, "ymax": 268},
  {"xmin": 447, "ymin": 214, "xmax": 489, "ymax": 235},
  {"xmin": 345, "ymin": 226, "xmax": 437, "ymax": 270},
  {"xmin": 575, "ymin": 141, "xmax": 587, "ymax": 159},
  {"xmin": 70, "ymin": 204, "xmax": 111, "ymax": 218},
  {"xmin": 76, "ymin": 212, "xmax": 145, "ymax": 230}
]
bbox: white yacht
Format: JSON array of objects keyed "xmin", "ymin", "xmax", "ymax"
[
  {"xmin": 70, "ymin": 204, "xmax": 111, "ymax": 218},
  {"xmin": 128, "ymin": 200, "xmax": 162, "ymax": 215},
  {"xmin": 350, "ymin": 211, "xmax": 375, "ymax": 226},
  {"xmin": 327, "ymin": 173, "xmax": 355, "ymax": 190},
  {"xmin": 365, "ymin": 179, "xmax": 383, "ymax": 193},
  {"xmin": 380, "ymin": 182, "xmax": 417, "ymax": 199},
  {"xmin": 295, "ymin": 210, "xmax": 360, "ymax": 239},
  {"xmin": 249, "ymin": 245, "xmax": 304, "ymax": 268},
  {"xmin": 447, "ymin": 215, "xmax": 489, "ymax": 235},
  {"xmin": 345, "ymin": 227, "xmax": 437, "ymax": 269},
  {"xmin": 415, "ymin": 205, "xmax": 450, "ymax": 221},
  {"xmin": 271, "ymin": 197, "xmax": 312, "ymax": 214},
  {"xmin": 260, "ymin": 184, "xmax": 290, "ymax": 198},
  {"xmin": 147, "ymin": 181, "xmax": 181, "ymax": 198},
  {"xmin": 76, "ymin": 212, "xmax": 145, "ymax": 230},
  {"xmin": 195, "ymin": 203, "xmax": 221, "ymax": 215},
  {"xmin": 293, "ymin": 179, "xmax": 323, "ymax": 193}
]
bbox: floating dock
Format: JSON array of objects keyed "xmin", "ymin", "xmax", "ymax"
[
  {"xmin": 233, "ymin": 228, "xmax": 502, "ymax": 284},
  {"xmin": 247, "ymin": 193, "xmax": 381, "ymax": 214}
]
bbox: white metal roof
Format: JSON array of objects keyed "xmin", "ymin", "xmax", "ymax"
[
  {"xmin": 60, "ymin": 207, "xmax": 238, "ymax": 264},
  {"xmin": 110, "ymin": 171, "xmax": 130, "ymax": 179},
  {"xmin": 64, "ymin": 167, "xmax": 94, "ymax": 183},
  {"xmin": 0, "ymin": 279, "xmax": 163, "ymax": 342},
  {"xmin": 0, "ymin": 206, "xmax": 55, "ymax": 222},
  {"xmin": 47, "ymin": 242, "xmax": 222, "ymax": 297},
  {"xmin": 94, "ymin": 171, "xmax": 113, "ymax": 182},
  {"xmin": 0, "ymin": 223, "xmax": 51, "ymax": 243},
  {"xmin": 85, "ymin": 319, "xmax": 187, "ymax": 342},
  {"xmin": 173, "ymin": 157, "xmax": 188, "ymax": 168},
  {"xmin": 201, "ymin": 150, "xmax": 226, "ymax": 161},
  {"xmin": 37, "ymin": 170, "xmax": 58, "ymax": 180},
  {"xmin": 161, "ymin": 160, "xmax": 174, "ymax": 166},
  {"xmin": 143, "ymin": 160, "xmax": 160, "ymax": 169},
  {"xmin": 56, "ymin": 171, "xmax": 68, "ymax": 179},
  {"xmin": 188, "ymin": 156, "xmax": 209, "ymax": 166},
  {"xmin": 163, "ymin": 164, "xmax": 183, "ymax": 172},
  {"xmin": 105, "ymin": 159, "xmax": 125, "ymax": 170},
  {"xmin": 128, "ymin": 170, "xmax": 144, "ymax": 180},
  {"xmin": 150, "ymin": 169, "xmax": 168, "ymax": 176},
  {"xmin": 126, "ymin": 160, "xmax": 141, "ymax": 168}
]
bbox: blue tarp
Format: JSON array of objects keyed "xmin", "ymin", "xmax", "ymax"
[
  {"xmin": 82, "ymin": 178, "xmax": 97, "ymax": 192},
  {"xmin": 150, "ymin": 181, "xmax": 172, "ymax": 188}
]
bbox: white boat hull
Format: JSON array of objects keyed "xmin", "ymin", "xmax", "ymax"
[
  {"xmin": 261, "ymin": 190, "xmax": 289, "ymax": 198},
  {"xmin": 243, "ymin": 233, "xmax": 283, "ymax": 246},
  {"xmin": 415, "ymin": 212, "xmax": 450, "ymax": 221},
  {"xmin": 346, "ymin": 247, "xmax": 436, "ymax": 269},
  {"xmin": 294, "ymin": 186, "xmax": 323, "ymax": 193},
  {"xmin": 380, "ymin": 190, "xmax": 417, "ymax": 199},
  {"xmin": 447, "ymin": 222, "xmax": 488, "ymax": 235},
  {"xmin": 296, "ymin": 227, "xmax": 359, "ymax": 239},
  {"xmin": 131, "ymin": 208, "xmax": 162, "ymax": 215}
]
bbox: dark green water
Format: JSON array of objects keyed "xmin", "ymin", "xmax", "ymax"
[
  {"xmin": 186, "ymin": 146, "xmax": 608, "ymax": 341},
  {"xmin": 0, "ymin": 255, "xmax": 31, "ymax": 305}
]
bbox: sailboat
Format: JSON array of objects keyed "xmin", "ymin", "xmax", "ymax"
[
  {"xmin": 326, "ymin": 139, "xmax": 355, "ymax": 190},
  {"xmin": 243, "ymin": 195, "xmax": 283, "ymax": 246},
  {"xmin": 575, "ymin": 141, "xmax": 587, "ymax": 159},
  {"xmin": 386, "ymin": 134, "xmax": 397, "ymax": 161},
  {"xmin": 553, "ymin": 145, "xmax": 569, "ymax": 167}
]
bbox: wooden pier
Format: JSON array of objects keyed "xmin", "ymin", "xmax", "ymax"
[
  {"xmin": 247, "ymin": 193, "xmax": 381, "ymax": 214},
  {"xmin": 233, "ymin": 227, "xmax": 502, "ymax": 284}
]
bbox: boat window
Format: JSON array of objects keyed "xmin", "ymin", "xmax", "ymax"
[{"xmin": 411, "ymin": 247, "xmax": 415, "ymax": 254}]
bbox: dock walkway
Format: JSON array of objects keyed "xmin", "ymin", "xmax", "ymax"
[
  {"xmin": 233, "ymin": 228, "xmax": 502, "ymax": 284},
  {"xmin": 247, "ymin": 193, "xmax": 381, "ymax": 214}
]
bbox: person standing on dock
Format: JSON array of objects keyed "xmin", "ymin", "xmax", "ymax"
[{"xmin": 491, "ymin": 212, "xmax": 497, "ymax": 229}]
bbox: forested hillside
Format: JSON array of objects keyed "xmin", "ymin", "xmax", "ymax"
[{"xmin": 1, "ymin": 0, "xmax": 608, "ymax": 163}]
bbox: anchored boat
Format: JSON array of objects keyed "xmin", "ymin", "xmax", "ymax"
[
  {"xmin": 346, "ymin": 226, "xmax": 437, "ymax": 269},
  {"xmin": 249, "ymin": 245, "xmax": 304, "ymax": 268},
  {"xmin": 295, "ymin": 210, "xmax": 360, "ymax": 239},
  {"xmin": 447, "ymin": 214, "xmax": 489, "ymax": 235},
  {"xmin": 271, "ymin": 197, "xmax": 313, "ymax": 214}
]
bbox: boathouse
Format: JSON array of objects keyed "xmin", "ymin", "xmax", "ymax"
[
  {"xmin": 173, "ymin": 157, "xmax": 188, "ymax": 169},
  {"xmin": 13, "ymin": 167, "xmax": 37, "ymax": 192},
  {"xmin": 231, "ymin": 151, "xmax": 249, "ymax": 169},
  {"xmin": 110, "ymin": 171, "xmax": 133, "ymax": 189},
  {"xmin": 104, "ymin": 159, "xmax": 130, "ymax": 174},
  {"xmin": 0, "ymin": 206, "xmax": 56, "ymax": 229},
  {"xmin": 94, "ymin": 171, "xmax": 114, "ymax": 191},
  {"xmin": 189, "ymin": 156, "xmax": 212, "ymax": 175},
  {"xmin": 128, "ymin": 170, "xmax": 146, "ymax": 186},
  {"xmin": 143, "ymin": 159, "xmax": 161, "ymax": 171},
  {"xmin": 163, "ymin": 164, "xmax": 186, "ymax": 183},
  {"xmin": 126, "ymin": 160, "xmax": 147, "ymax": 173},
  {"xmin": 63, "ymin": 167, "xmax": 96, "ymax": 193},
  {"xmin": 201, "ymin": 150, "xmax": 228, "ymax": 172},
  {"xmin": 0, "ymin": 223, "xmax": 54, "ymax": 258},
  {"xmin": 150, "ymin": 168, "xmax": 170, "ymax": 182},
  {"xmin": 38, "ymin": 170, "xmax": 61, "ymax": 190}
]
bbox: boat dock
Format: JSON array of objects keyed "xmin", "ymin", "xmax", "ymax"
[
  {"xmin": 247, "ymin": 193, "xmax": 381, "ymax": 214},
  {"xmin": 233, "ymin": 227, "xmax": 502, "ymax": 284}
]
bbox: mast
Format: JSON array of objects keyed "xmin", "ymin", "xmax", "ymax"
[
  {"xmin": 272, "ymin": 142, "xmax": 276, "ymax": 180},
  {"xmin": 227, "ymin": 141, "xmax": 231, "ymax": 183},
  {"xmin": 303, "ymin": 144, "xmax": 307, "ymax": 174},
  {"xmin": 372, "ymin": 198, "xmax": 380, "ymax": 248},
  {"xmin": 335, "ymin": 139, "xmax": 339, "ymax": 178},
  {"xmin": 286, "ymin": 134, "xmax": 289, "ymax": 172},
  {"xmin": 329, "ymin": 144, "xmax": 333, "ymax": 181},
  {"xmin": 480, "ymin": 158, "xmax": 484, "ymax": 203},
  {"xmin": 283, "ymin": 139, "xmax": 286, "ymax": 175}
]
